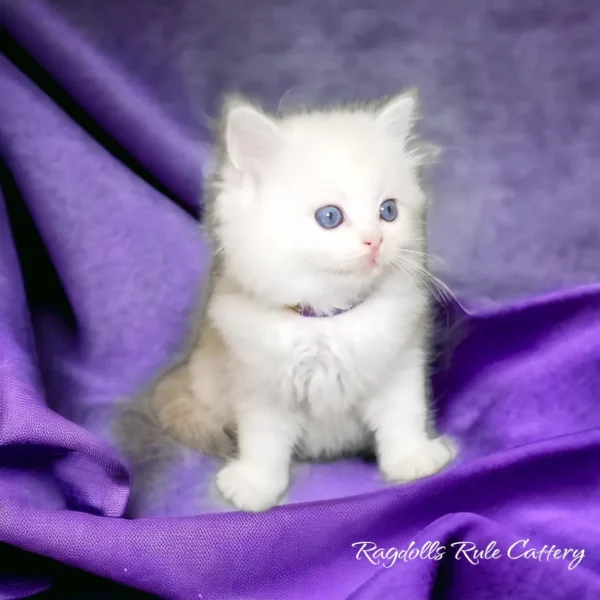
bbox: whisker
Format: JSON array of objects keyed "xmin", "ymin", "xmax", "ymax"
[
  {"xmin": 396, "ymin": 248, "xmax": 447, "ymax": 270},
  {"xmin": 391, "ymin": 256, "xmax": 464, "ymax": 311},
  {"xmin": 396, "ymin": 249, "xmax": 428, "ymax": 257},
  {"xmin": 391, "ymin": 259, "xmax": 438, "ymax": 304}
]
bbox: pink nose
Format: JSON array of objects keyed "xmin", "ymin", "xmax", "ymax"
[{"xmin": 362, "ymin": 237, "xmax": 383, "ymax": 253}]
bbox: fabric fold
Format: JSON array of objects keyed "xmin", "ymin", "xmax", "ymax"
[{"xmin": 1, "ymin": 0, "xmax": 599, "ymax": 598}]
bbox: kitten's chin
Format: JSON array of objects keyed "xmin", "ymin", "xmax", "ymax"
[
  {"xmin": 319, "ymin": 265, "xmax": 385, "ymax": 298},
  {"xmin": 325, "ymin": 261, "xmax": 385, "ymax": 283}
]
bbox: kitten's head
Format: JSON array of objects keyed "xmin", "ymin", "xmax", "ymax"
[{"xmin": 209, "ymin": 91, "xmax": 431, "ymax": 310}]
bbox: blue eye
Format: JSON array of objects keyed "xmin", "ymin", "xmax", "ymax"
[
  {"xmin": 315, "ymin": 205, "xmax": 344, "ymax": 229},
  {"xmin": 379, "ymin": 199, "xmax": 398, "ymax": 222}
]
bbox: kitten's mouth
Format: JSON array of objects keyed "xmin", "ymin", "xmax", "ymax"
[
  {"xmin": 361, "ymin": 252, "xmax": 383, "ymax": 272},
  {"xmin": 329, "ymin": 263, "xmax": 382, "ymax": 278},
  {"xmin": 367, "ymin": 255, "xmax": 379, "ymax": 268}
]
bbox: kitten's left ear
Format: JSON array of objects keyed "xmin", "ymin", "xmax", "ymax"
[
  {"xmin": 224, "ymin": 100, "xmax": 285, "ymax": 176},
  {"xmin": 375, "ymin": 89, "xmax": 419, "ymax": 141}
]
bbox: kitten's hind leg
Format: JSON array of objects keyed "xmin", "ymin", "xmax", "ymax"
[{"xmin": 150, "ymin": 362, "xmax": 234, "ymax": 458}]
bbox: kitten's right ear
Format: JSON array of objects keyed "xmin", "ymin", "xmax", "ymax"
[{"xmin": 224, "ymin": 101, "xmax": 284, "ymax": 176}]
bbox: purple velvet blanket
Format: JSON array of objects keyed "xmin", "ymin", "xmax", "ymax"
[{"xmin": 1, "ymin": 1, "xmax": 599, "ymax": 598}]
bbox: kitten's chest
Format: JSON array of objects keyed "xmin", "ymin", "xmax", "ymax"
[
  {"xmin": 210, "ymin": 283, "xmax": 421, "ymax": 404},
  {"xmin": 248, "ymin": 310, "xmax": 401, "ymax": 404},
  {"xmin": 286, "ymin": 332, "xmax": 357, "ymax": 404}
]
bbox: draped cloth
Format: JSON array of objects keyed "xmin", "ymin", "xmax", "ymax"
[{"xmin": 1, "ymin": 1, "xmax": 599, "ymax": 598}]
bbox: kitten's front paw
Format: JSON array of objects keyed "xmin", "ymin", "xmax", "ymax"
[
  {"xmin": 216, "ymin": 460, "xmax": 288, "ymax": 512},
  {"xmin": 380, "ymin": 436, "xmax": 457, "ymax": 483}
]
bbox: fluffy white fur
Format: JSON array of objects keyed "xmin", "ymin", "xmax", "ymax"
[{"xmin": 151, "ymin": 90, "xmax": 457, "ymax": 512}]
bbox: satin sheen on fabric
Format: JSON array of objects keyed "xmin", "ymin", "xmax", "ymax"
[{"xmin": 1, "ymin": 1, "xmax": 600, "ymax": 598}]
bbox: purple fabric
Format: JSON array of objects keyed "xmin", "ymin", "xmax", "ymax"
[{"xmin": 1, "ymin": 0, "xmax": 600, "ymax": 598}]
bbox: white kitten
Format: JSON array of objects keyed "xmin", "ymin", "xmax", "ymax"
[{"xmin": 150, "ymin": 90, "xmax": 457, "ymax": 512}]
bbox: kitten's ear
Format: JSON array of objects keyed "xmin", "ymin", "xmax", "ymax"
[
  {"xmin": 224, "ymin": 101, "xmax": 284, "ymax": 175},
  {"xmin": 375, "ymin": 89, "xmax": 418, "ymax": 141}
]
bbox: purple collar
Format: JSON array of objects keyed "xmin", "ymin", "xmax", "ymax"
[{"xmin": 288, "ymin": 300, "xmax": 363, "ymax": 317}]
